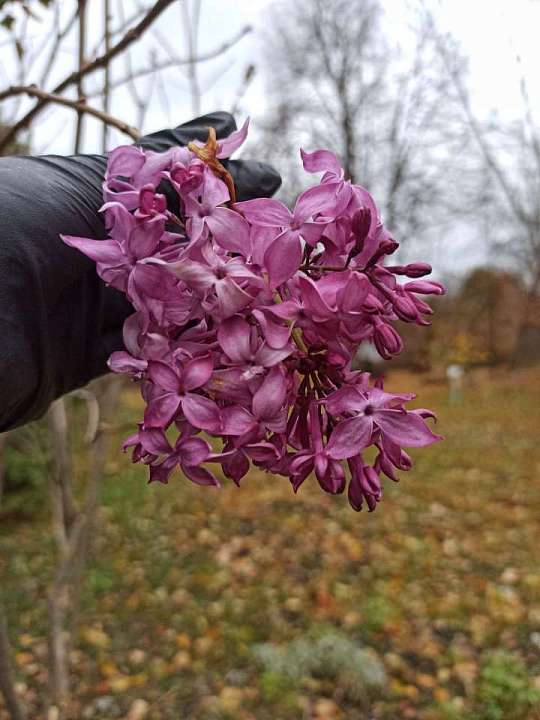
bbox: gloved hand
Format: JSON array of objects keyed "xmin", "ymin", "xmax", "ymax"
[{"xmin": 0, "ymin": 111, "xmax": 281, "ymax": 432}]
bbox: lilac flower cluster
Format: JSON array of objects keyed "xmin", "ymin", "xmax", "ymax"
[{"xmin": 62, "ymin": 122, "xmax": 443, "ymax": 511}]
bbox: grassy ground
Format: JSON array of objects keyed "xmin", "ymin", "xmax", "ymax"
[{"xmin": 1, "ymin": 368, "xmax": 540, "ymax": 719}]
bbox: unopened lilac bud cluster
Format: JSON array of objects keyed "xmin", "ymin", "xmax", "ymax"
[{"xmin": 62, "ymin": 123, "xmax": 443, "ymax": 511}]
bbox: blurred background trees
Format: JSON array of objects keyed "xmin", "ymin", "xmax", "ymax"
[{"xmin": 255, "ymin": 0, "xmax": 468, "ymax": 259}]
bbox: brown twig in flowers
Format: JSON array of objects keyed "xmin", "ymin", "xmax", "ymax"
[
  {"xmin": 0, "ymin": 0, "xmax": 175, "ymax": 153},
  {"xmin": 0, "ymin": 85, "xmax": 140, "ymax": 140},
  {"xmin": 189, "ymin": 126, "xmax": 237, "ymax": 204}
]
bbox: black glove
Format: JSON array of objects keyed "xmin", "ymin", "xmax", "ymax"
[{"xmin": 0, "ymin": 111, "xmax": 281, "ymax": 432}]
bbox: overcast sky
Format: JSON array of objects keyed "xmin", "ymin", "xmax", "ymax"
[{"xmin": 2, "ymin": 0, "xmax": 539, "ymax": 153}]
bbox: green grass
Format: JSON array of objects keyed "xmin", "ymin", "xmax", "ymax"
[{"xmin": 1, "ymin": 368, "xmax": 540, "ymax": 719}]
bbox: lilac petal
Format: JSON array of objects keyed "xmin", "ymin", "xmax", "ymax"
[
  {"xmin": 289, "ymin": 452, "xmax": 315, "ymax": 491},
  {"xmin": 147, "ymin": 361, "xmax": 180, "ymax": 392},
  {"xmin": 207, "ymin": 208, "xmax": 251, "ymax": 255},
  {"xmin": 107, "ymin": 145, "xmax": 145, "ymax": 177},
  {"xmin": 218, "ymin": 316, "xmax": 253, "ymax": 363},
  {"xmin": 129, "ymin": 263, "xmax": 171, "ymax": 300},
  {"xmin": 337, "ymin": 273, "xmax": 370, "ymax": 313},
  {"xmin": 253, "ymin": 309, "xmax": 292, "ymax": 350},
  {"xmin": 123, "ymin": 312, "xmax": 143, "ymax": 355},
  {"xmin": 252, "ymin": 366, "xmax": 287, "ymax": 421},
  {"xmin": 314, "ymin": 452, "xmax": 329, "ymax": 481},
  {"xmin": 300, "ymin": 148, "xmax": 343, "ymax": 177},
  {"xmin": 181, "ymin": 393, "xmax": 222, "ymax": 433},
  {"xmin": 149, "ymin": 456, "xmax": 178, "ymax": 484},
  {"xmin": 325, "ymin": 416, "xmax": 373, "ymax": 460},
  {"xmin": 250, "ymin": 226, "xmax": 278, "ymax": 267},
  {"xmin": 298, "ymin": 276, "xmax": 334, "ymax": 320},
  {"xmin": 182, "ymin": 463, "xmax": 220, "ymax": 486},
  {"xmin": 179, "ymin": 437, "xmax": 211, "ymax": 465},
  {"xmin": 293, "ymin": 183, "xmax": 339, "ymax": 224},
  {"xmin": 62, "ymin": 236, "xmax": 124, "ymax": 265},
  {"xmin": 404, "ymin": 280, "xmax": 445, "ymax": 295},
  {"xmin": 411, "ymin": 408, "xmax": 437, "ymax": 422},
  {"xmin": 167, "ymin": 260, "xmax": 216, "ymax": 292},
  {"xmin": 221, "ymin": 405, "xmax": 256, "ymax": 436},
  {"xmin": 139, "ymin": 427, "xmax": 173, "ymax": 455},
  {"xmin": 245, "ymin": 442, "xmax": 280, "ymax": 463},
  {"xmin": 101, "ymin": 202, "xmax": 134, "ymax": 240},
  {"xmin": 375, "ymin": 409, "xmax": 442, "ymax": 447},
  {"xmin": 217, "ymin": 118, "xmax": 250, "ymax": 158},
  {"xmin": 347, "ymin": 475, "xmax": 364, "ymax": 512},
  {"xmin": 215, "ymin": 277, "xmax": 253, "ymax": 318},
  {"xmin": 144, "ymin": 392, "xmax": 181, "ymax": 428},
  {"xmin": 261, "ymin": 300, "xmax": 299, "ymax": 321},
  {"xmin": 186, "ymin": 214, "xmax": 206, "ymax": 243},
  {"xmin": 325, "ymin": 386, "xmax": 365, "ymax": 416},
  {"xmin": 208, "ymin": 368, "xmax": 253, "ymax": 403},
  {"xmin": 300, "ymin": 221, "xmax": 326, "ymax": 247},
  {"xmin": 254, "ymin": 342, "xmax": 293, "ymax": 367},
  {"xmin": 264, "ymin": 231, "xmax": 302, "ymax": 286},
  {"xmin": 182, "ymin": 354, "xmax": 214, "ymax": 391},
  {"xmin": 318, "ymin": 459, "xmax": 346, "ymax": 494},
  {"xmin": 128, "ymin": 218, "xmax": 164, "ymax": 258},
  {"xmin": 107, "ymin": 351, "xmax": 147, "ymax": 375},
  {"xmin": 235, "ymin": 198, "xmax": 292, "ymax": 227},
  {"xmin": 222, "ymin": 450, "xmax": 250, "ymax": 485}
]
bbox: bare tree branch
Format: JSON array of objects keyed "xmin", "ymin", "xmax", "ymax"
[
  {"xmin": 47, "ymin": 378, "xmax": 122, "ymax": 719},
  {"xmin": 231, "ymin": 63, "xmax": 255, "ymax": 116},
  {"xmin": 0, "ymin": 603, "xmax": 27, "ymax": 720},
  {"xmin": 74, "ymin": 0, "xmax": 88, "ymax": 153},
  {"xmin": 38, "ymin": 6, "xmax": 79, "ymax": 90},
  {"xmin": 182, "ymin": 0, "xmax": 202, "ymax": 116},
  {"xmin": 0, "ymin": 0, "xmax": 175, "ymax": 153},
  {"xmin": 87, "ymin": 23, "xmax": 251, "ymax": 97},
  {"xmin": 102, "ymin": 0, "xmax": 112, "ymax": 152},
  {"xmin": 0, "ymin": 85, "xmax": 140, "ymax": 140}
]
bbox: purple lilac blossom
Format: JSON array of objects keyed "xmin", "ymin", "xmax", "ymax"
[{"xmin": 61, "ymin": 122, "xmax": 443, "ymax": 512}]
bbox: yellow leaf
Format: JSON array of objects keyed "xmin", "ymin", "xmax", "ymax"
[{"xmin": 81, "ymin": 626, "xmax": 110, "ymax": 649}]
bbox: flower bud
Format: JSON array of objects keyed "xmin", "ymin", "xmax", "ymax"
[
  {"xmin": 393, "ymin": 294, "xmax": 419, "ymax": 322},
  {"xmin": 373, "ymin": 320, "xmax": 403, "ymax": 356},
  {"xmin": 405, "ymin": 280, "xmax": 445, "ymax": 295},
  {"xmin": 349, "ymin": 207, "xmax": 372, "ymax": 257},
  {"xmin": 387, "ymin": 262, "xmax": 432, "ymax": 278}
]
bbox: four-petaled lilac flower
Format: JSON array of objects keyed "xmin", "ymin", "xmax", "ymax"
[
  {"xmin": 183, "ymin": 170, "xmax": 250, "ymax": 253},
  {"xmin": 140, "ymin": 424, "xmax": 220, "ymax": 486},
  {"xmin": 236, "ymin": 183, "xmax": 341, "ymax": 285},
  {"xmin": 325, "ymin": 385, "xmax": 441, "ymax": 449},
  {"xmin": 145, "ymin": 354, "xmax": 221, "ymax": 433}
]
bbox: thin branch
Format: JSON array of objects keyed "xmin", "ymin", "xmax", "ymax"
[
  {"xmin": 0, "ymin": 85, "xmax": 140, "ymax": 140},
  {"xmin": 102, "ymin": 0, "xmax": 112, "ymax": 152},
  {"xmin": 47, "ymin": 377, "xmax": 122, "ymax": 719},
  {"xmin": 182, "ymin": 0, "xmax": 202, "ymax": 116},
  {"xmin": 0, "ymin": 0, "xmax": 175, "ymax": 153},
  {"xmin": 231, "ymin": 63, "xmax": 255, "ymax": 116},
  {"xmin": 38, "ymin": 6, "xmax": 79, "ymax": 90},
  {"xmin": 0, "ymin": 603, "xmax": 27, "ymax": 720},
  {"xmin": 89, "ymin": 3, "xmax": 149, "ymax": 59},
  {"xmin": 86, "ymin": 24, "xmax": 252, "ymax": 98},
  {"xmin": 422, "ymin": 6, "xmax": 528, "ymax": 226},
  {"xmin": 116, "ymin": 0, "xmax": 150, "ymax": 132},
  {"xmin": 74, "ymin": 0, "xmax": 88, "ymax": 153}
]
